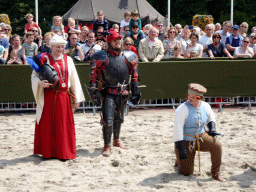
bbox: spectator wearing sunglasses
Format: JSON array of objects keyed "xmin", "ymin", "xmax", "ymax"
[
  {"xmin": 128, "ymin": 10, "xmax": 141, "ymax": 36},
  {"xmin": 234, "ymin": 37, "xmax": 254, "ymax": 58},
  {"xmin": 163, "ymin": 27, "xmax": 181, "ymax": 58},
  {"xmin": 31, "ymin": 27, "xmax": 42, "ymax": 47},
  {"xmin": 207, "ymin": 33, "xmax": 233, "ymax": 59},
  {"xmin": 157, "ymin": 21, "xmax": 165, "ymax": 42},
  {"xmin": 126, "ymin": 22, "xmax": 145, "ymax": 50},
  {"xmin": 239, "ymin": 22, "xmax": 249, "ymax": 38},
  {"xmin": 248, "ymin": 33, "xmax": 256, "ymax": 48},
  {"xmin": 2, "ymin": 24, "xmax": 11, "ymax": 42},
  {"xmin": 0, "ymin": 25, "xmax": 9, "ymax": 64},
  {"xmin": 199, "ymin": 24, "xmax": 214, "ymax": 57},
  {"xmin": 123, "ymin": 37, "xmax": 138, "ymax": 57}
]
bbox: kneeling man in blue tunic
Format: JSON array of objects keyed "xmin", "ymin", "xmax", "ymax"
[{"xmin": 173, "ymin": 83, "xmax": 225, "ymax": 182}]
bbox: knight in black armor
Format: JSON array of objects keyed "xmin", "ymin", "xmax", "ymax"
[{"xmin": 89, "ymin": 28, "xmax": 141, "ymax": 157}]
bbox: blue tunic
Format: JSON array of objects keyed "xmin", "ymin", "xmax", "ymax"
[{"xmin": 183, "ymin": 101, "xmax": 208, "ymax": 141}]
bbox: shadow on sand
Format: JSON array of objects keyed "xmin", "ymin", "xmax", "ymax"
[{"xmin": 0, "ymin": 155, "xmax": 44, "ymax": 168}]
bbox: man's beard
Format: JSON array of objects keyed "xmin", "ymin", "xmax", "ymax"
[{"xmin": 109, "ymin": 43, "xmax": 122, "ymax": 54}]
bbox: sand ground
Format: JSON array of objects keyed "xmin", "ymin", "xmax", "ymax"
[{"xmin": 0, "ymin": 107, "xmax": 255, "ymax": 192}]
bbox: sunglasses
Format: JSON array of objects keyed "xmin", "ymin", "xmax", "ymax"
[
  {"xmin": 125, "ymin": 43, "xmax": 132, "ymax": 46},
  {"xmin": 132, "ymin": 26, "xmax": 138, "ymax": 29},
  {"xmin": 243, "ymin": 41, "xmax": 249, "ymax": 43},
  {"xmin": 213, "ymin": 36, "xmax": 220, "ymax": 39},
  {"xmin": 169, "ymin": 31, "xmax": 175, "ymax": 34},
  {"xmin": 241, "ymin": 26, "xmax": 247, "ymax": 28},
  {"xmin": 32, "ymin": 30, "xmax": 38, "ymax": 32},
  {"xmin": 4, "ymin": 29, "xmax": 10, "ymax": 31},
  {"xmin": 131, "ymin": 14, "xmax": 138, "ymax": 17}
]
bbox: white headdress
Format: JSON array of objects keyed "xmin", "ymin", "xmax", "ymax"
[{"xmin": 49, "ymin": 35, "xmax": 67, "ymax": 47}]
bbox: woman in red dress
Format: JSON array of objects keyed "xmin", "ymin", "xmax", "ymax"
[{"xmin": 31, "ymin": 35, "xmax": 85, "ymax": 160}]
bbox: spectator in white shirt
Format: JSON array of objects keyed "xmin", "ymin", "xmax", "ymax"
[
  {"xmin": 120, "ymin": 11, "xmax": 131, "ymax": 37},
  {"xmin": 81, "ymin": 32, "xmax": 101, "ymax": 61},
  {"xmin": 234, "ymin": 37, "xmax": 254, "ymax": 58},
  {"xmin": 199, "ymin": 24, "xmax": 214, "ymax": 57}
]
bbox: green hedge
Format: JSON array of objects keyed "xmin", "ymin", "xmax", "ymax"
[{"xmin": 1, "ymin": 58, "xmax": 256, "ymax": 102}]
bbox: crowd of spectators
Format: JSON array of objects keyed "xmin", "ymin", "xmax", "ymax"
[{"xmin": 1, "ymin": 10, "xmax": 256, "ymax": 65}]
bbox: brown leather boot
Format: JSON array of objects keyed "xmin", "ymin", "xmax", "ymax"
[
  {"xmin": 102, "ymin": 145, "xmax": 111, "ymax": 157},
  {"xmin": 212, "ymin": 172, "xmax": 225, "ymax": 182},
  {"xmin": 113, "ymin": 139, "xmax": 126, "ymax": 149}
]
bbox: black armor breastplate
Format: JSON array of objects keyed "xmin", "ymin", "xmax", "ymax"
[{"xmin": 103, "ymin": 53, "xmax": 129, "ymax": 86}]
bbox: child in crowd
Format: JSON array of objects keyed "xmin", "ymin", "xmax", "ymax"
[
  {"xmin": 31, "ymin": 27, "xmax": 42, "ymax": 47},
  {"xmin": 112, "ymin": 24, "xmax": 120, "ymax": 33},
  {"xmin": 38, "ymin": 32, "xmax": 54, "ymax": 54},
  {"xmin": 123, "ymin": 26, "xmax": 130, "ymax": 37},
  {"xmin": 120, "ymin": 11, "xmax": 131, "ymax": 36},
  {"xmin": 7, "ymin": 50, "xmax": 23, "ymax": 64},
  {"xmin": 53, "ymin": 29, "xmax": 62, "ymax": 36},
  {"xmin": 22, "ymin": 32, "xmax": 38, "ymax": 65},
  {"xmin": 93, "ymin": 10, "xmax": 109, "ymax": 33},
  {"xmin": 96, "ymin": 40, "xmax": 106, "ymax": 50},
  {"xmin": 65, "ymin": 18, "xmax": 80, "ymax": 34},
  {"xmin": 129, "ymin": 10, "xmax": 141, "ymax": 36},
  {"xmin": 24, "ymin": 13, "xmax": 42, "ymax": 35},
  {"xmin": 172, "ymin": 45, "xmax": 184, "ymax": 59},
  {"xmin": 51, "ymin": 16, "xmax": 65, "ymax": 38},
  {"xmin": 189, "ymin": 50, "xmax": 199, "ymax": 58}
]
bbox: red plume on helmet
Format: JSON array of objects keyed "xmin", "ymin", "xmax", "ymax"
[{"xmin": 107, "ymin": 28, "xmax": 122, "ymax": 42}]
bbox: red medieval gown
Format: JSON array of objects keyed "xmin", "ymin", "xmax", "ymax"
[{"xmin": 34, "ymin": 54, "xmax": 76, "ymax": 159}]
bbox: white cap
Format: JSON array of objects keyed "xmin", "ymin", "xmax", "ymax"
[{"xmin": 49, "ymin": 35, "xmax": 67, "ymax": 47}]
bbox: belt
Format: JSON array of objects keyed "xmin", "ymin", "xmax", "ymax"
[
  {"xmin": 184, "ymin": 133, "xmax": 204, "ymax": 172},
  {"xmin": 106, "ymin": 84, "xmax": 129, "ymax": 89}
]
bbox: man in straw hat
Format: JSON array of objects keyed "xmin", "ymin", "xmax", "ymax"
[
  {"xmin": 173, "ymin": 83, "xmax": 224, "ymax": 181},
  {"xmin": 31, "ymin": 35, "xmax": 85, "ymax": 160},
  {"xmin": 88, "ymin": 28, "xmax": 141, "ymax": 157}
]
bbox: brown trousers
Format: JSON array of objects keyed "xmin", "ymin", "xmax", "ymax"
[{"xmin": 175, "ymin": 132, "xmax": 222, "ymax": 176}]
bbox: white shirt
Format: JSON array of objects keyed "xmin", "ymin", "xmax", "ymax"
[
  {"xmin": 234, "ymin": 47, "xmax": 254, "ymax": 56},
  {"xmin": 180, "ymin": 38, "xmax": 191, "ymax": 55},
  {"xmin": 187, "ymin": 43, "xmax": 203, "ymax": 55},
  {"xmin": 81, "ymin": 43, "xmax": 101, "ymax": 55},
  {"xmin": 199, "ymin": 34, "xmax": 213, "ymax": 57},
  {"xmin": 148, "ymin": 39, "xmax": 155, "ymax": 50},
  {"xmin": 173, "ymin": 101, "xmax": 215, "ymax": 142},
  {"xmin": 120, "ymin": 20, "xmax": 130, "ymax": 28}
]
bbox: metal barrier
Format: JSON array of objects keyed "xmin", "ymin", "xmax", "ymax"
[
  {"xmin": 0, "ymin": 96, "xmax": 253, "ymax": 114},
  {"xmin": 236, "ymin": 96, "xmax": 256, "ymax": 111}
]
